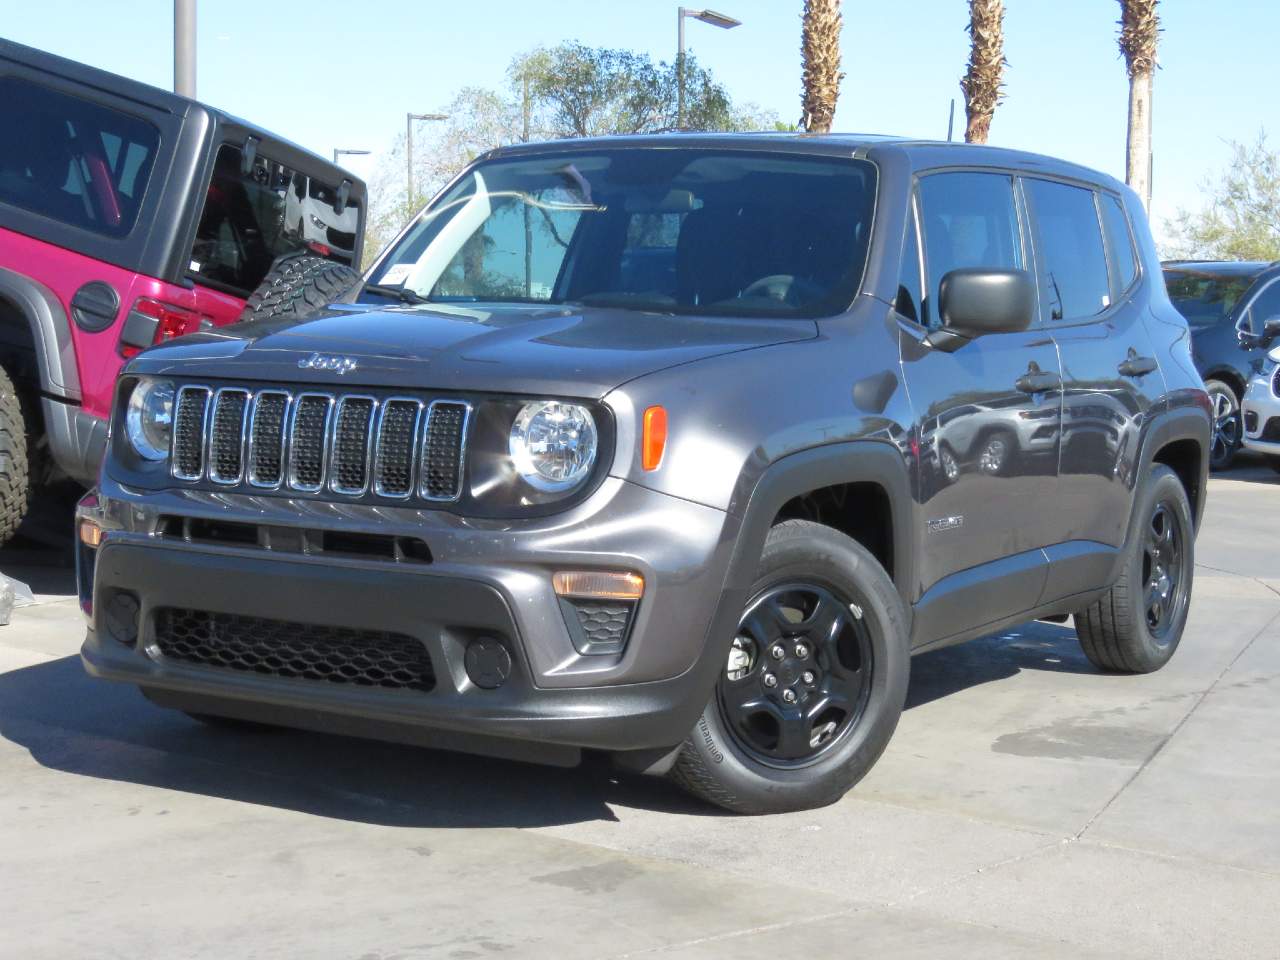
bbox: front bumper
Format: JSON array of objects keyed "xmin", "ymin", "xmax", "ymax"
[
  {"xmin": 1241, "ymin": 371, "xmax": 1280, "ymax": 455},
  {"xmin": 78, "ymin": 476, "xmax": 743, "ymax": 762}
]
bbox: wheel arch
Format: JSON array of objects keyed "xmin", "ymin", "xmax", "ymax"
[
  {"xmin": 727, "ymin": 440, "xmax": 914, "ymax": 607},
  {"xmin": 0, "ymin": 266, "xmax": 80, "ymax": 400},
  {"xmin": 1139, "ymin": 405, "xmax": 1210, "ymax": 531},
  {"xmin": 1201, "ymin": 368, "xmax": 1246, "ymax": 402}
]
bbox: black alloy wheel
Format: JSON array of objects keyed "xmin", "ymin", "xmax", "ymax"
[
  {"xmin": 1143, "ymin": 501, "xmax": 1189, "ymax": 643},
  {"xmin": 718, "ymin": 582, "xmax": 873, "ymax": 766}
]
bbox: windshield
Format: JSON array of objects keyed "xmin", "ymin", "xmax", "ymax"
[
  {"xmin": 1164, "ymin": 270, "xmax": 1255, "ymax": 328},
  {"xmin": 368, "ymin": 149, "xmax": 877, "ymax": 318}
]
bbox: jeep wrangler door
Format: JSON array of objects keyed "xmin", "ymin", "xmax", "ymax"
[
  {"xmin": 1023, "ymin": 180, "xmax": 1163, "ymax": 597},
  {"xmin": 899, "ymin": 171, "xmax": 1063, "ymax": 640}
]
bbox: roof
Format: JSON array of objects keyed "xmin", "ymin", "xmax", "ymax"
[
  {"xmin": 487, "ymin": 131, "xmax": 1127, "ymax": 191},
  {"xmin": 0, "ymin": 37, "xmax": 321, "ymax": 164},
  {"xmin": 1161, "ymin": 260, "xmax": 1279, "ymax": 278}
]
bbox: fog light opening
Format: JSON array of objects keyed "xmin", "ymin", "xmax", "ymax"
[{"xmin": 102, "ymin": 590, "xmax": 140, "ymax": 648}]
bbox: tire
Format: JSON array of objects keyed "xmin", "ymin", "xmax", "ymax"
[
  {"xmin": 669, "ymin": 520, "xmax": 910, "ymax": 814},
  {"xmin": 1205, "ymin": 379, "xmax": 1241, "ymax": 471},
  {"xmin": 939, "ymin": 444, "xmax": 960, "ymax": 484},
  {"xmin": 239, "ymin": 252, "xmax": 362, "ymax": 325},
  {"xmin": 0, "ymin": 365, "xmax": 30, "ymax": 546},
  {"xmin": 1074, "ymin": 464, "xmax": 1194, "ymax": 673},
  {"xmin": 977, "ymin": 429, "xmax": 1016, "ymax": 477}
]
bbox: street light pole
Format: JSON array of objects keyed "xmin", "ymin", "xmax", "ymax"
[
  {"xmin": 333, "ymin": 148, "xmax": 371, "ymax": 167},
  {"xmin": 676, "ymin": 7, "xmax": 741, "ymax": 130},
  {"xmin": 405, "ymin": 112, "xmax": 447, "ymax": 212},
  {"xmin": 174, "ymin": 0, "xmax": 196, "ymax": 98}
]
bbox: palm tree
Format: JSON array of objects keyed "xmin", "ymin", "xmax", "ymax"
[
  {"xmin": 800, "ymin": 0, "xmax": 844, "ymax": 133},
  {"xmin": 960, "ymin": 0, "xmax": 1006, "ymax": 144},
  {"xmin": 1117, "ymin": 0, "xmax": 1160, "ymax": 210}
]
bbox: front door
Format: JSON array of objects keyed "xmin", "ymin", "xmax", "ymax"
[{"xmin": 899, "ymin": 171, "xmax": 1063, "ymax": 642}]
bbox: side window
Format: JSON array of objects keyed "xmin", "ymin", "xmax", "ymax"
[
  {"xmin": 894, "ymin": 200, "xmax": 924, "ymax": 323},
  {"xmin": 1024, "ymin": 179, "xmax": 1111, "ymax": 321},
  {"xmin": 0, "ymin": 76, "xmax": 159, "ymax": 236},
  {"xmin": 1100, "ymin": 193, "xmax": 1138, "ymax": 292},
  {"xmin": 1245, "ymin": 280, "xmax": 1280, "ymax": 334},
  {"xmin": 917, "ymin": 172, "xmax": 1023, "ymax": 329}
]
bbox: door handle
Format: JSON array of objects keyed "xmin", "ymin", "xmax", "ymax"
[
  {"xmin": 1118, "ymin": 354, "xmax": 1157, "ymax": 378},
  {"xmin": 1014, "ymin": 370, "xmax": 1061, "ymax": 394}
]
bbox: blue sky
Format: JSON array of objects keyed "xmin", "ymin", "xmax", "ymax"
[{"xmin": 7, "ymin": 0, "xmax": 1278, "ymax": 243}]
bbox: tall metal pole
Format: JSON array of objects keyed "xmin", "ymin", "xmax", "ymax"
[
  {"xmin": 174, "ymin": 0, "xmax": 196, "ymax": 98},
  {"xmin": 677, "ymin": 8, "xmax": 687, "ymax": 130},
  {"xmin": 406, "ymin": 113, "xmax": 414, "ymax": 212}
]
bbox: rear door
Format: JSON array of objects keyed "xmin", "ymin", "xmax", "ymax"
[
  {"xmin": 1025, "ymin": 180, "xmax": 1162, "ymax": 600},
  {"xmin": 899, "ymin": 170, "xmax": 1063, "ymax": 640}
]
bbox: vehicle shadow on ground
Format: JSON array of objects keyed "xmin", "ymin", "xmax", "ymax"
[{"xmin": 0, "ymin": 620, "xmax": 1096, "ymax": 827}]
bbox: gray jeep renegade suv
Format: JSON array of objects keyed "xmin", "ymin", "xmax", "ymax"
[{"xmin": 77, "ymin": 134, "xmax": 1210, "ymax": 814}]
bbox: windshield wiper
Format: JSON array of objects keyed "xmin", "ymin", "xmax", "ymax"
[{"xmin": 364, "ymin": 283, "xmax": 430, "ymax": 305}]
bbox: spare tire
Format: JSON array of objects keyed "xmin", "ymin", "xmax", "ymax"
[{"xmin": 239, "ymin": 253, "xmax": 363, "ymax": 325}]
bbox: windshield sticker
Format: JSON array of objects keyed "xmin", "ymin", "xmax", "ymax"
[{"xmin": 381, "ymin": 263, "xmax": 412, "ymax": 286}]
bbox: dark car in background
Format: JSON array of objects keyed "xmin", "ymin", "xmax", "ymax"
[{"xmin": 1163, "ymin": 259, "xmax": 1280, "ymax": 469}]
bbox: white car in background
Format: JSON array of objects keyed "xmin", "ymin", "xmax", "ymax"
[
  {"xmin": 285, "ymin": 173, "xmax": 358, "ymax": 263},
  {"xmin": 1240, "ymin": 342, "xmax": 1280, "ymax": 473}
]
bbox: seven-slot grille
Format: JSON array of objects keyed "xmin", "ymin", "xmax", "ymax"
[{"xmin": 170, "ymin": 385, "xmax": 469, "ymax": 502}]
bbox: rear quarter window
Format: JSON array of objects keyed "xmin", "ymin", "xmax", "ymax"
[
  {"xmin": 0, "ymin": 76, "xmax": 159, "ymax": 236},
  {"xmin": 1024, "ymin": 178, "xmax": 1111, "ymax": 321}
]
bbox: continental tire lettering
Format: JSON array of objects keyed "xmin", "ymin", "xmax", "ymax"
[{"xmin": 697, "ymin": 715, "xmax": 724, "ymax": 764}]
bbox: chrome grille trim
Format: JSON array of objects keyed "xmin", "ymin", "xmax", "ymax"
[
  {"xmin": 207, "ymin": 388, "xmax": 250, "ymax": 485},
  {"xmin": 372, "ymin": 398, "xmax": 424, "ymax": 499},
  {"xmin": 246, "ymin": 391, "xmax": 290, "ymax": 489},
  {"xmin": 168, "ymin": 386, "xmax": 470, "ymax": 504},
  {"xmin": 287, "ymin": 393, "xmax": 335, "ymax": 493},
  {"xmin": 329, "ymin": 395, "xmax": 378, "ymax": 496},
  {"xmin": 171, "ymin": 385, "xmax": 212, "ymax": 481},
  {"xmin": 420, "ymin": 400, "xmax": 471, "ymax": 503}
]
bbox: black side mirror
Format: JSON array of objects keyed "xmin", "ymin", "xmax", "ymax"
[
  {"xmin": 1241, "ymin": 315, "xmax": 1280, "ymax": 350},
  {"xmin": 926, "ymin": 268, "xmax": 1035, "ymax": 352}
]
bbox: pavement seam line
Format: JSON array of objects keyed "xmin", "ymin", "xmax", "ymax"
[{"xmin": 1073, "ymin": 603, "xmax": 1280, "ymax": 841}]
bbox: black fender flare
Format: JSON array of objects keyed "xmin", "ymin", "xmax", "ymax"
[
  {"xmin": 1102, "ymin": 402, "xmax": 1210, "ymax": 588},
  {"xmin": 0, "ymin": 265, "xmax": 80, "ymax": 400}
]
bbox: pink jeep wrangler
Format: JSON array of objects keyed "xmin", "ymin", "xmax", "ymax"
[{"xmin": 0, "ymin": 38, "xmax": 366, "ymax": 542}]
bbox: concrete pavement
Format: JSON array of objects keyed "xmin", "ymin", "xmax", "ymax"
[{"xmin": 1, "ymin": 465, "xmax": 1278, "ymax": 959}]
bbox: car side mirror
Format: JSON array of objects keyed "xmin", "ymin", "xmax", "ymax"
[
  {"xmin": 925, "ymin": 268, "xmax": 1035, "ymax": 352},
  {"xmin": 1240, "ymin": 315, "xmax": 1280, "ymax": 350}
]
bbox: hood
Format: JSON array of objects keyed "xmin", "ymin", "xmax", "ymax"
[{"xmin": 127, "ymin": 302, "xmax": 817, "ymax": 398}]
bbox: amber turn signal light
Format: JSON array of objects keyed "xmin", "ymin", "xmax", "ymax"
[
  {"xmin": 552, "ymin": 571, "xmax": 645, "ymax": 601},
  {"xmin": 642, "ymin": 405, "xmax": 667, "ymax": 471},
  {"xmin": 79, "ymin": 520, "xmax": 103, "ymax": 548}
]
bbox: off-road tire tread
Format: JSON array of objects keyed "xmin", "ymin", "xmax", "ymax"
[
  {"xmin": 0, "ymin": 366, "xmax": 30, "ymax": 546},
  {"xmin": 239, "ymin": 253, "xmax": 362, "ymax": 324}
]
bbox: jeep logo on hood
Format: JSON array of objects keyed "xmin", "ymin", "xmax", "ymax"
[{"xmin": 298, "ymin": 353, "xmax": 359, "ymax": 375}]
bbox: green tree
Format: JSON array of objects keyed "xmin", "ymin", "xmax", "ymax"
[
  {"xmin": 1166, "ymin": 133, "xmax": 1280, "ymax": 262},
  {"xmin": 516, "ymin": 42, "xmax": 745, "ymax": 137},
  {"xmin": 361, "ymin": 44, "xmax": 777, "ymax": 267}
]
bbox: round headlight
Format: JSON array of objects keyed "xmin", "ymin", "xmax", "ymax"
[
  {"xmin": 125, "ymin": 379, "xmax": 175, "ymax": 461},
  {"xmin": 509, "ymin": 401, "xmax": 598, "ymax": 492}
]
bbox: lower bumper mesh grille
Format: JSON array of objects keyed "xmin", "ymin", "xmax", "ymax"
[{"xmin": 153, "ymin": 608, "xmax": 435, "ymax": 692}]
